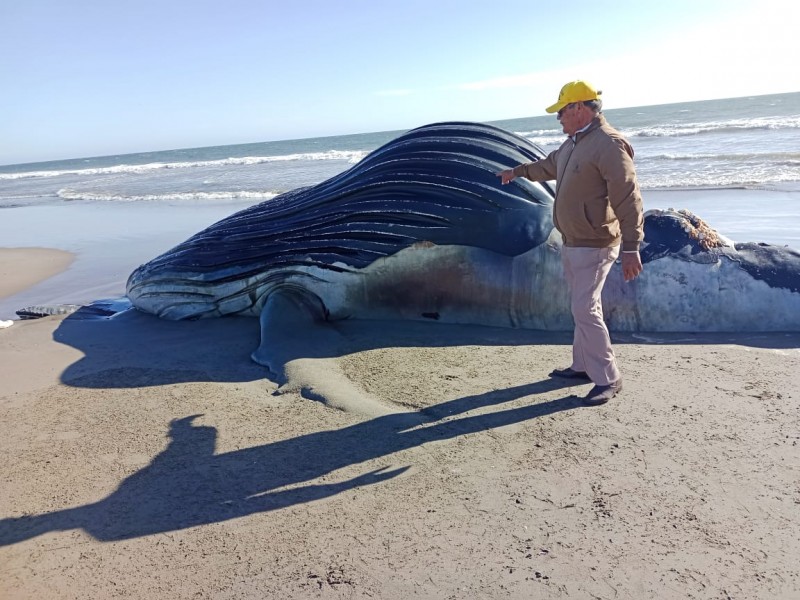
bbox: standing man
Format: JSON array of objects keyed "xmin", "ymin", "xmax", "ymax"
[{"xmin": 497, "ymin": 80, "xmax": 644, "ymax": 406}]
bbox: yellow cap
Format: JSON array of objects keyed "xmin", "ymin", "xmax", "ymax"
[{"xmin": 545, "ymin": 80, "xmax": 602, "ymax": 114}]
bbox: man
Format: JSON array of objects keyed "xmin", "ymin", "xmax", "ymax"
[{"xmin": 497, "ymin": 80, "xmax": 644, "ymax": 406}]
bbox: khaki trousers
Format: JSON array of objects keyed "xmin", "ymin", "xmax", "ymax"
[{"xmin": 561, "ymin": 245, "xmax": 621, "ymax": 386}]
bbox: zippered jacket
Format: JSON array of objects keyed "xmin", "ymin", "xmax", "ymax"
[{"xmin": 511, "ymin": 114, "xmax": 644, "ymax": 251}]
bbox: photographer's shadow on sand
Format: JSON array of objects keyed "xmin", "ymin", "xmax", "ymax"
[
  {"xmin": 0, "ymin": 306, "xmax": 580, "ymax": 547},
  {"xmin": 0, "ymin": 380, "xmax": 581, "ymax": 546}
]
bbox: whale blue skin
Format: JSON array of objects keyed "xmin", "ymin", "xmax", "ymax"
[
  {"xmin": 126, "ymin": 121, "xmax": 800, "ymax": 345},
  {"xmin": 600, "ymin": 209, "xmax": 800, "ymax": 332}
]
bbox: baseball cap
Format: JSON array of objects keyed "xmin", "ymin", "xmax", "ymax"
[{"xmin": 545, "ymin": 80, "xmax": 602, "ymax": 114}]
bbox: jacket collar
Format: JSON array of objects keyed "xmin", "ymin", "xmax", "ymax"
[{"xmin": 572, "ymin": 114, "xmax": 605, "ymax": 143}]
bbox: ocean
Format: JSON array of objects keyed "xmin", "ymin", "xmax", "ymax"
[
  {"xmin": 2, "ymin": 92, "xmax": 799, "ymax": 203},
  {"xmin": 1, "ymin": 92, "xmax": 799, "ymax": 319}
]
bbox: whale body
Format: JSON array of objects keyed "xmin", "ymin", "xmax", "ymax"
[{"xmin": 126, "ymin": 121, "xmax": 800, "ymax": 362}]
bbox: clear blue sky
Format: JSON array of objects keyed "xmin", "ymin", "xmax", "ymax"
[{"xmin": 1, "ymin": 0, "xmax": 797, "ymax": 165}]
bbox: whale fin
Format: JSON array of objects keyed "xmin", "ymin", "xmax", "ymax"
[
  {"xmin": 251, "ymin": 287, "xmax": 330, "ymax": 379},
  {"xmin": 252, "ymin": 287, "xmax": 405, "ymax": 417},
  {"xmin": 641, "ymin": 208, "xmax": 732, "ymax": 264}
]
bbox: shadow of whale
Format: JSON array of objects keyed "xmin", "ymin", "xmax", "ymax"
[{"xmin": 54, "ymin": 308, "xmax": 800, "ymax": 394}]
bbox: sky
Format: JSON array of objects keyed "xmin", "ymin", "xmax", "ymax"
[{"xmin": 1, "ymin": 0, "xmax": 798, "ymax": 165}]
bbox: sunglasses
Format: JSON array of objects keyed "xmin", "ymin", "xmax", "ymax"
[{"xmin": 557, "ymin": 103, "xmax": 580, "ymax": 119}]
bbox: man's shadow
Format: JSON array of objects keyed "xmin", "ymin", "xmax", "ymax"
[{"xmin": 0, "ymin": 379, "xmax": 581, "ymax": 546}]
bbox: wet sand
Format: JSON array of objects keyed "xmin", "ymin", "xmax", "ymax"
[{"xmin": 0, "ymin": 247, "xmax": 74, "ymax": 300}]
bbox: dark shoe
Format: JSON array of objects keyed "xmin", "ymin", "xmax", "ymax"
[
  {"xmin": 549, "ymin": 367, "xmax": 591, "ymax": 381},
  {"xmin": 582, "ymin": 380, "xmax": 623, "ymax": 406}
]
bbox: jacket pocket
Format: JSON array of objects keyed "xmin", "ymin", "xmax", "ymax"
[{"xmin": 583, "ymin": 203, "xmax": 619, "ymax": 238}]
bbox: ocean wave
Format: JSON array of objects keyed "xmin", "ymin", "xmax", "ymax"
[
  {"xmin": 627, "ymin": 115, "xmax": 800, "ymax": 138},
  {"xmin": 56, "ymin": 189, "xmax": 279, "ymax": 203},
  {"xmin": 515, "ymin": 115, "xmax": 800, "ymax": 143},
  {"xmin": 513, "ymin": 128, "xmax": 560, "ymax": 138},
  {"xmin": 640, "ymin": 171, "xmax": 800, "ymax": 189},
  {"xmin": 643, "ymin": 151, "xmax": 800, "ymax": 163},
  {"xmin": 519, "ymin": 134, "xmax": 564, "ymax": 147},
  {"xmin": 0, "ymin": 150, "xmax": 369, "ymax": 181}
]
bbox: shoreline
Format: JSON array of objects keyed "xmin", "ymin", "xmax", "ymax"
[
  {"xmin": 0, "ymin": 199, "xmax": 257, "ymax": 320},
  {"xmin": 1, "ymin": 186, "xmax": 798, "ymax": 321},
  {"xmin": 0, "ymin": 247, "xmax": 75, "ymax": 301}
]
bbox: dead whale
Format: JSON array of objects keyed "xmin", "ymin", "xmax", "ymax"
[{"xmin": 126, "ymin": 122, "xmax": 800, "ymax": 370}]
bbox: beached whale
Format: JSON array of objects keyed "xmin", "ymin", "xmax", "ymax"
[{"xmin": 126, "ymin": 121, "xmax": 800, "ymax": 367}]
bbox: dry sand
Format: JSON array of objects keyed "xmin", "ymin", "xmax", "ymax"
[{"xmin": 1, "ymin": 247, "xmax": 799, "ymax": 599}]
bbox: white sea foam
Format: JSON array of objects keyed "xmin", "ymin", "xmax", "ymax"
[
  {"xmin": 513, "ymin": 128, "xmax": 560, "ymax": 138},
  {"xmin": 642, "ymin": 169, "xmax": 800, "ymax": 189},
  {"xmin": 56, "ymin": 189, "xmax": 278, "ymax": 203},
  {"xmin": 0, "ymin": 150, "xmax": 369, "ymax": 181},
  {"xmin": 515, "ymin": 115, "xmax": 800, "ymax": 144},
  {"xmin": 645, "ymin": 151, "xmax": 800, "ymax": 162},
  {"xmin": 517, "ymin": 132, "xmax": 564, "ymax": 147},
  {"xmin": 626, "ymin": 115, "xmax": 800, "ymax": 138}
]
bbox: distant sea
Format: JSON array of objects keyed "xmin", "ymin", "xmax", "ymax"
[
  {"xmin": 1, "ymin": 92, "xmax": 799, "ymax": 319},
  {"xmin": 2, "ymin": 92, "xmax": 799, "ymax": 204}
]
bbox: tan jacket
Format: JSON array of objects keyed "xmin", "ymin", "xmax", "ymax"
[{"xmin": 512, "ymin": 114, "xmax": 644, "ymax": 251}]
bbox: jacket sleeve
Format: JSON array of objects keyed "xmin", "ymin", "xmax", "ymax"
[
  {"xmin": 512, "ymin": 150, "xmax": 557, "ymax": 182},
  {"xmin": 598, "ymin": 138, "xmax": 644, "ymax": 252}
]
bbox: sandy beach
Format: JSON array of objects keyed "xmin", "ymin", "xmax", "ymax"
[
  {"xmin": 2, "ymin": 6, "xmax": 799, "ymax": 595},
  {"xmin": 1, "ymin": 242, "xmax": 799, "ymax": 600}
]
